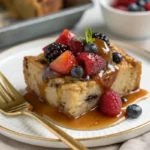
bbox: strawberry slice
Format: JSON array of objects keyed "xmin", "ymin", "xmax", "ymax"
[
  {"xmin": 56, "ymin": 29, "xmax": 76, "ymax": 46},
  {"xmin": 50, "ymin": 50, "xmax": 76, "ymax": 75}
]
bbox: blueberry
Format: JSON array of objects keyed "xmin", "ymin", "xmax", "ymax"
[
  {"xmin": 126, "ymin": 104, "xmax": 142, "ymax": 118},
  {"xmin": 137, "ymin": 0, "xmax": 146, "ymax": 6},
  {"xmin": 128, "ymin": 3, "xmax": 140, "ymax": 12},
  {"xmin": 84, "ymin": 43, "xmax": 98, "ymax": 53},
  {"xmin": 71, "ymin": 66, "xmax": 84, "ymax": 78},
  {"xmin": 113, "ymin": 52, "xmax": 123, "ymax": 64}
]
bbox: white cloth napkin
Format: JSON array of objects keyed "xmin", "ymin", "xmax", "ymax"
[{"xmin": 1, "ymin": 131, "xmax": 150, "ymax": 150}]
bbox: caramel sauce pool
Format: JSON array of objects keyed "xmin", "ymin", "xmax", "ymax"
[{"xmin": 24, "ymin": 89, "xmax": 149, "ymax": 130}]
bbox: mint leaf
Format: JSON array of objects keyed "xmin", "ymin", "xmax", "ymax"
[
  {"xmin": 85, "ymin": 28, "xmax": 95, "ymax": 43},
  {"xmin": 85, "ymin": 28, "xmax": 92, "ymax": 43}
]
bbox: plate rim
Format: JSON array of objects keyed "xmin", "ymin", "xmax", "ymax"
[
  {"xmin": 0, "ymin": 39, "xmax": 150, "ymax": 142},
  {"xmin": 1, "ymin": 120, "xmax": 150, "ymax": 142}
]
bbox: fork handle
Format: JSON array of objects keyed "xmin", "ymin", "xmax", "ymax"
[{"xmin": 22, "ymin": 110, "xmax": 88, "ymax": 150}]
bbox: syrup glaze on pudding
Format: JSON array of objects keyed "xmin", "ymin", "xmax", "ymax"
[{"xmin": 24, "ymin": 89, "xmax": 149, "ymax": 130}]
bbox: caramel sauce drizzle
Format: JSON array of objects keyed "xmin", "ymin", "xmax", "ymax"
[
  {"xmin": 24, "ymin": 89, "xmax": 149, "ymax": 131},
  {"xmin": 94, "ymin": 39, "xmax": 112, "ymax": 61}
]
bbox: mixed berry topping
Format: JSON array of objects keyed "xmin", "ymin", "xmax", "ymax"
[
  {"xmin": 92, "ymin": 32, "xmax": 110, "ymax": 46},
  {"xmin": 42, "ymin": 28, "xmax": 123, "ymax": 77},
  {"xmin": 43, "ymin": 28, "xmax": 116, "ymax": 77},
  {"xmin": 44, "ymin": 43, "xmax": 68, "ymax": 62},
  {"xmin": 126, "ymin": 104, "xmax": 142, "ymax": 118},
  {"xmin": 112, "ymin": 0, "xmax": 150, "ymax": 11},
  {"xmin": 113, "ymin": 52, "xmax": 123, "ymax": 64}
]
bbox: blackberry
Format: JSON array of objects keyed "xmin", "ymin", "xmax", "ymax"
[
  {"xmin": 92, "ymin": 32, "xmax": 110, "ymax": 46},
  {"xmin": 44, "ymin": 43, "xmax": 68, "ymax": 62}
]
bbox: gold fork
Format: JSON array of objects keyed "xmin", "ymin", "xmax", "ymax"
[{"xmin": 0, "ymin": 72, "xmax": 87, "ymax": 150}]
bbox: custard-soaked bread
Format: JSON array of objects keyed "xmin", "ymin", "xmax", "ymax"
[
  {"xmin": 110, "ymin": 44, "xmax": 141, "ymax": 95},
  {"xmin": 4, "ymin": 0, "xmax": 63, "ymax": 19},
  {"xmin": 23, "ymin": 45, "xmax": 141, "ymax": 118}
]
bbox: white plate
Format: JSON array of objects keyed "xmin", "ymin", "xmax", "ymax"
[{"xmin": 0, "ymin": 37, "xmax": 150, "ymax": 148}]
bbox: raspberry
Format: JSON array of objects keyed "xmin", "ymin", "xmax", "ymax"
[
  {"xmin": 44, "ymin": 43, "xmax": 68, "ymax": 62},
  {"xmin": 69, "ymin": 38, "xmax": 84, "ymax": 55},
  {"xmin": 100, "ymin": 90, "xmax": 122, "ymax": 117},
  {"xmin": 145, "ymin": 2, "xmax": 150, "ymax": 10},
  {"xmin": 77, "ymin": 52, "xmax": 107, "ymax": 76}
]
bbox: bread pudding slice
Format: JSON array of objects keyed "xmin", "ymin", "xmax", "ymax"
[{"xmin": 23, "ymin": 44, "xmax": 141, "ymax": 118}]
